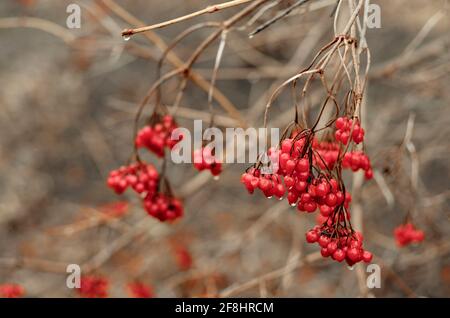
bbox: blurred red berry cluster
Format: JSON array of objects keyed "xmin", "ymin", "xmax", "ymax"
[
  {"xmin": 136, "ymin": 115, "xmax": 183, "ymax": 157},
  {"xmin": 0, "ymin": 284, "xmax": 24, "ymax": 298},
  {"xmin": 394, "ymin": 223, "xmax": 425, "ymax": 247}
]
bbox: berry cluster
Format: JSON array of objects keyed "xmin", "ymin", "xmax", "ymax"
[
  {"xmin": 241, "ymin": 134, "xmax": 354, "ymax": 217},
  {"xmin": 335, "ymin": 116, "xmax": 365, "ymax": 144},
  {"xmin": 342, "ymin": 151, "xmax": 373, "ymax": 179},
  {"xmin": 0, "ymin": 284, "xmax": 24, "ymax": 298},
  {"xmin": 127, "ymin": 282, "xmax": 154, "ymax": 298},
  {"xmin": 135, "ymin": 115, "xmax": 182, "ymax": 157},
  {"xmin": 394, "ymin": 223, "xmax": 425, "ymax": 247},
  {"xmin": 306, "ymin": 227, "xmax": 373, "ymax": 265},
  {"xmin": 241, "ymin": 127, "xmax": 373, "ymax": 264},
  {"xmin": 193, "ymin": 147, "xmax": 222, "ymax": 176},
  {"xmin": 313, "ymin": 139, "xmax": 339, "ymax": 170},
  {"xmin": 143, "ymin": 193, "xmax": 183, "ymax": 222},
  {"xmin": 241, "ymin": 168, "xmax": 285, "ymax": 199},
  {"xmin": 107, "ymin": 163, "xmax": 159, "ymax": 195},
  {"xmin": 107, "ymin": 162, "xmax": 183, "ymax": 222},
  {"xmin": 78, "ymin": 276, "xmax": 109, "ymax": 298}
]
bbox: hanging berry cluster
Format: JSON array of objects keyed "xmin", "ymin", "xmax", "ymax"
[
  {"xmin": 108, "ymin": 105, "xmax": 225, "ymax": 221},
  {"xmin": 107, "ymin": 114, "xmax": 184, "ymax": 222},
  {"xmin": 77, "ymin": 276, "xmax": 154, "ymax": 298},
  {"xmin": 306, "ymin": 223, "xmax": 372, "ymax": 265},
  {"xmin": 135, "ymin": 114, "xmax": 182, "ymax": 157},
  {"xmin": 394, "ymin": 223, "xmax": 425, "ymax": 247},
  {"xmin": 107, "ymin": 163, "xmax": 159, "ymax": 195},
  {"xmin": 335, "ymin": 116, "xmax": 365, "ymax": 144},
  {"xmin": 0, "ymin": 284, "xmax": 24, "ymax": 298},
  {"xmin": 193, "ymin": 146, "xmax": 222, "ymax": 176},
  {"xmin": 143, "ymin": 192, "xmax": 183, "ymax": 222},
  {"xmin": 241, "ymin": 115, "xmax": 374, "ymax": 264},
  {"xmin": 78, "ymin": 276, "xmax": 109, "ymax": 298}
]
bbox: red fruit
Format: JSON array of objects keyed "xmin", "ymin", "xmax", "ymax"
[
  {"xmin": 306, "ymin": 230, "xmax": 319, "ymax": 243},
  {"xmin": 295, "ymin": 181, "xmax": 307, "ymax": 192},
  {"xmin": 0, "ymin": 284, "xmax": 24, "ymax": 298},
  {"xmin": 284, "ymin": 176, "xmax": 295, "ymax": 188},
  {"xmin": 336, "ymin": 117, "xmax": 346, "ymax": 130},
  {"xmin": 259, "ymin": 178, "xmax": 271, "ymax": 192},
  {"xmin": 335, "ymin": 130, "xmax": 342, "ymax": 142},
  {"xmin": 250, "ymin": 177, "xmax": 259, "ymax": 188},
  {"xmin": 332, "ymin": 249, "xmax": 346, "ymax": 262},
  {"xmin": 319, "ymin": 205, "xmax": 332, "ymax": 217},
  {"xmin": 296, "ymin": 158, "xmax": 309, "ymax": 173},
  {"xmin": 300, "ymin": 193, "xmax": 312, "ymax": 203},
  {"xmin": 281, "ymin": 139, "xmax": 293, "ymax": 153},
  {"xmin": 347, "ymin": 247, "xmax": 361, "ymax": 262},
  {"xmin": 279, "ymin": 153, "xmax": 290, "ymax": 169},
  {"xmin": 335, "ymin": 191, "xmax": 344, "ymax": 205},
  {"xmin": 340, "ymin": 132, "xmax": 349, "ymax": 145},
  {"xmin": 329, "ymin": 179, "xmax": 339, "ymax": 193},
  {"xmin": 127, "ymin": 282, "xmax": 154, "ymax": 298},
  {"xmin": 354, "ymin": 231, "xmax": 364, "ymax": 242},
  {"xmin": 318, "ymin": 235, "xmax": 331, "ymax": 248},
  {"xmin": 362, "ymin": 251, "xmax": 373, "ymax": 263},
  {"xmin": 297, "ymin": 172, "xmax": 310, "ymax": 181},
  {"xmin": 321, "ymin": 248, "xmax": 330, "ymax": 257},
  {"xmin": 315, "ymin": 183, "xmax": 329, "ymax": 197},
  {"xmin": 287, "ymin": 191, "xmax": 298, "ymax": 205},
  {"xmin": 275, "ymin": 183, "xmax": 285, "ymax": 198},
  {"xmin": 327, "ymin": 241, "xmax": 338, "ymax": 254},
  {"xmin": 304, "ymin": 201, "xmax": 317, "ymax": 213},
  {"xmin": 365, "ymin": 169, "xmax": 373, "ymax": 180},
  {"xmin": 285, "ymin": 160, "xmax": 296, "ymax": 174},
  {"xmin": 79, "ymin": 276, "xmax": 109, "ymax": 298},
  {"xmin": 352, "ymin": 124, "xmax": 361, "ymax": 139},
  {"xmin": 325, "ymin": 193, "xmax": 337, "ymax": 207},
  {"xmin": 349, "ymin": 239, "xmax": 362, "ymax": 249}
]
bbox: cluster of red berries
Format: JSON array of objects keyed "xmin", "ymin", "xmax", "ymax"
[
  {"xmin": 306, "ymin": 227, "xmax": 373, "ymax": 265},
  {"xmin": 127, "ymin": 282, "xmax": 154, "ymax": 298},
  {"xmin": 135, "ymin": 115, "xmax": 182, "ymax": 157},
  {"xmin": 78, "ymin": 276, "xmax": 154, "ymax": 298},
  {"xmin": 313, "ymin": 139, "xmax": 339, "ymax": 170},
  {"xmin": 107, "ymin": 163, "xmax": 159, "ymax": 195},
  {"xmin": 78, "ymin": 276, "xmax": 109, "ymax": 298},
  {"xmin": 107, "ymin": 162, "xmax": 183, "ymax": 222},
  {"xmin": 335, "ymin": 116, "xmax": 365, "ymax": 144},
  {"xmin": 313, "ymin": 140, "xmax": 373, "ymax": 179},
  {"xmin": 394, "ymin": 223, "xmax": 425, "ymax": 247},
  {"xmin": 342, "ymin": 151, "xmax": 373, "ymax": 179},
  {"xmin": 193, "ymin": 147, "xmax": 222, "ymax": 176},
  {"xmin": 241, "ymin": 168, "xmax": 285, "ymax": 199},
  {"xmin": 241, "ymin": 125, "xmax": 375, "ymax": 264},
  {"xmin": 143, "ymin": 193, "xmax": 183, "ymax": 222},
  {"xmin": 0, "ymin": 284, "xmax": 24, "ymax": 298},
  {"xmin": 241, "ymin": 135, "xmax": 353, "ymax": 217}
]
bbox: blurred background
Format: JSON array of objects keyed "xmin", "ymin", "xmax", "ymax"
[{"xmin": 0, "ymin": 0, "xmax": 449, "ymax": 297}]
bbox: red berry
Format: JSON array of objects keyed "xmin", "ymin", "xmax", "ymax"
[
  {"xmin": 332, "ymin": 249, "xmax": 346, "ymax": 262},
  {"xmin": 306, "ymin": 230, "xmax": 319, "ymax": 243},
  {"xmin": 318, "ymin": 235, "xmax": 331, "ymax": 248},
  {"xmin": 327, "ymin": 241, "xmax": 338, "ymax": 254},
  {"xmin": 362, "ymin": 251, "xmax": 373, "ymax": 263}
]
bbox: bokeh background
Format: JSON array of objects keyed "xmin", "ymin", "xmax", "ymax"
[{"xmin": 0, "ymin": 0, "xmax": 449, "ymax": 297}]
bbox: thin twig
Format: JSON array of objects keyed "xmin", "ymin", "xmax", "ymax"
[
  {"xmin": 122, "ymin": 0, "xmax": 255, "ymax": 36},
  {"xmin": 249, "ymin": 0, "xmax": 311, "ymax": 37}
]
